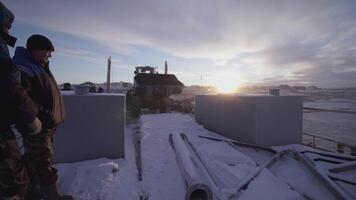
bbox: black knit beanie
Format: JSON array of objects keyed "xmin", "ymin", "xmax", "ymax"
[
  {"xmin": 26, "ymin": 34, "xmax": 54, "ymax": 51},
  {"xmin": 0, "ymin": 1, "xmax": 17, "ymax": 47}
]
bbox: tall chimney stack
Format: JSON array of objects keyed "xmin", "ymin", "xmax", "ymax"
[
  {"xmin": 164, "ymin": 60, "xmax": 168, "ymax": 74},
  {"xmin": 107, "ymin": 56, "xmax": 111, "ymax": 93}
]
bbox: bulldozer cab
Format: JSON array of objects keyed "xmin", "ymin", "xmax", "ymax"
[
  {"xmin": 127, "ymin": 65, "xmax": 184, "ymax": 117},
  {"xmin": 134, "ymin": 66, "xmax": 157, "ymax": 74}
]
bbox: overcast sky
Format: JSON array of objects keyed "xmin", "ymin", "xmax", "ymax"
[{"xmin": 4, "ymin": 0, "xmax": 356, "ymax": 88}]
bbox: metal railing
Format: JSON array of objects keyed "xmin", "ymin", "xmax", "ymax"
[
  {"xmin": 303, "ymin": 107, "xmax": 356, "ymax": 114},
  {"xmin": 302, "ymin": 106, "xmax": 356, "ymax": 156},
  {"xmin": 302, "ymin": 132, "xmax": 356, "ymax": 156}
]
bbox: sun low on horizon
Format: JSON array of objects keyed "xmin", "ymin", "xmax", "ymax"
[
  {"xmin": 207, "ymin": 71, "xmax": 245, "ymax": 93},
  {"xmin": 211, "ymin": 76, "xmax": 244, "ymax": 93},
  {"xmin": 214, "ymin": 83, "xmax": 239, "ymax": 93}
]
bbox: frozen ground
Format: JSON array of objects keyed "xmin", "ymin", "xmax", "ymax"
[
  {"xmin": 302, "ymin": 90, "xmax": 356, "ymax": 148},
  {"xmin": 55, "ymin": 113, "xmax": 356, "ymax": 200},
  {"xmin": 303, "ymin": 111, "xmax": 356, "ymax": 146}
]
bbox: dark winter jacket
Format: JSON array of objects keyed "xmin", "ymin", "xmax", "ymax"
[
  {"xmin": 12, "ymin": 47, "xmax": 65, "ymax": 129},
  {"xmin": 0, "ymin": 39, "xmax": 38, "ymax": 134}
]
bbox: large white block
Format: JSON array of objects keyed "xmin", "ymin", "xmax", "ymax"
[
  {"xmin": 54, "ymin": 92, "xmax": 125, "ymax": 163},
  {"xmin": 195, "ymin": 94, "xmax": 303, "ymax": 146}
]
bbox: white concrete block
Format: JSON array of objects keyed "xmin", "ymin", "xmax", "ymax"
[
  {"xmin": 195, "ymin": 94, "xmax": 303, "ymax": 146},
  {"xmin": 54, "ymin": 92, "xmax": 125, "ymax": 163}
]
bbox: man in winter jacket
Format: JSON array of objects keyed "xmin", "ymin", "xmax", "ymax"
[
  {"xmin": 0, "ymin": 2, "xmax": 41, "ymax": 199},
  {"xmin": 13, "ymin": 35, "xmax": 74, "ymax": 200}
]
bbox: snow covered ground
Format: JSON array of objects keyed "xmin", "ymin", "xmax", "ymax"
[
  {"xmin": 56, "ymin": 125, "xmax": 139, "ymax": 200},
  {"xmin": 55, "ymin": 113, "xmax": 356, "ymax": 200}
]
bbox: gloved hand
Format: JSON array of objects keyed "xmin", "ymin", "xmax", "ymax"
[{"xmin": 25, "ymin": 117, "xmax": 42, "ymax": 135}]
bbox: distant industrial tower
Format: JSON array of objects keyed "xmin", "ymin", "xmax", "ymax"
[
  {"xmin": 107, "ymin": 56, "xmax": 111, "ymax": 92},
  {"xmin": 200, "ymin": 73, "xmax": 203, "ymax": 87},
  {"xmin": 165, "ymin": 60, "xmax": 168, "ymax": 74}
]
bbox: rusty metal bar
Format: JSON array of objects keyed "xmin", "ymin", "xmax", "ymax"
[{"xmin": 303, "ymin": 107, "xmax": 356, "ymax": 114}]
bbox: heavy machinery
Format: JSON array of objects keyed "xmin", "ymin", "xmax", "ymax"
[{"xmin": 126, "ymin": 65, "xmax": 184, "ymax": 117}]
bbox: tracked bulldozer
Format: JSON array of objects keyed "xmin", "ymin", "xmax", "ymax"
[{"xmin": 126, "ymin": 65, "xmax": 184, "ymax": 117}]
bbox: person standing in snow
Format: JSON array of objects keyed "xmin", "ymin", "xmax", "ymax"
[
  {"xmin": 12, "ymin": 35, "xmax": 74, "ymax": 200},
  {"xmin": 0, "ymin": 1, "xmax": 43, "ymax": 199}
]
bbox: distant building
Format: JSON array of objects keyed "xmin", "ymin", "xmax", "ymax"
[
  {"xmin": 252, "ymin": 85, "xmax": 267, "ymax": 90},
  {"xmin": 81, "ymin": 81, "xmax": 97, "ymax": 93},
  {"xmin": 307, "ymin": 85, "xmax": 320, "ymax": 90},
  {"xmin": 292, "ymin": 86, "xmax": 306, "ymax": 90},
  {"xmin": 109, "ymin": 81, "xmax": 133, "ymax": 94},
  {"xmin": 279, "ymin": 84, "xmax": 294, "ymax": 90}
]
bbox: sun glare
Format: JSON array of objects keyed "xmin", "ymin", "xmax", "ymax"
[
  {"xmin": 215, "ymin": 82, "xmax": 240, "ymax": 93},
  {"xmin": 210, "ymin": 72, "xmax": 244, "ymax": 94},
  {"xmin": 216, "ymin": 85, "xmax": 238, "ymax": 93}
]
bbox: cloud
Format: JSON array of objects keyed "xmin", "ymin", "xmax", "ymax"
[
  {"xmin": 4, "ymin": 0, "xmax": 356, "ymax": 87},
  {"xmin": 55, "ymin": 47, "xmax": 107, "ymax": 64}
]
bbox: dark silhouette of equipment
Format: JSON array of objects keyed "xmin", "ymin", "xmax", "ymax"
[
  {"xmin": 62, "ymin": 82, "xmax": 72, "ymax": 90},
  {"xmin": 127, "ymin": 65, "xmax": 184, "ymax": 117}
]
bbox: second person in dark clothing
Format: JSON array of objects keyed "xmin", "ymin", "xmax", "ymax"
[
  {"xmin": 0, "ymin": 2, "xmax": 41, "ymax": 199},
  {"xmin": 12, "ymin": 35, "xmax": 74, "ymax": 200}
]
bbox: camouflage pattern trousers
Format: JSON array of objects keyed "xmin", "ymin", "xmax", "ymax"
[
  {"xmin": 22, "ymin": 128, "xmax": 58, "ymax": 187},
  {"xmin": 0, "ymin": 130, "xmax": 28, "ymax": 200},
  {"xmin": 0, "ymin": 128, "xmax": 58, "ymax": 200}
]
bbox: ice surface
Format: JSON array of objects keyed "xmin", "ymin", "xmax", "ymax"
[
  {"xmin": 303, "ymin": 112, "xmax": 356, "ymax": 146},
  {"xmin": 304, "ymin": 101, "xmax": 356, "ymax": 112},
  {"xmin": 301, "ymin": 90, "xmax": 356, "ymax": 148}
]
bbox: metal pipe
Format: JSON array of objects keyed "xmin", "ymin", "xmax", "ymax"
[
  {"xmin": 198, "ymin": 135, "xmax": 276, "ymax": 153},
  {"xmin": 169, "ymin": 134, "xmax": 213, "ymax": 200}
]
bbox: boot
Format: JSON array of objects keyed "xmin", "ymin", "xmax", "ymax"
[{"xmin": 40, "ymin": 184, "xmax": 74, "ymax": 200}]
